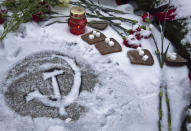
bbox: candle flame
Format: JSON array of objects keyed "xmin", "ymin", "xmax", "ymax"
[{"xmin": 77, "ymin": 25, "xmax": 80, "ymax": 29}]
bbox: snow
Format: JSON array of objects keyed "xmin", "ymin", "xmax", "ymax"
[
  {"xmin": 140, "ymin": 29, "xmax": 151, "ymax": 38},
  {"xmin": 89, "ymin": 34, "xmax": 94, "ymax": 39},
  {"xmin": 26, "ymin": 89, "xmax": 49, "ymax": 102},
  {"xmin": 46, "ymin": 125, "xmax": 70, "ymax": 131},
  {"xmin": 105, "ymin": 37, "xmax": 110, "ymax": 43},
  {"xmin": 127, "ymin": 35, "xmax": 140, "ymax": 45},
  {"xmin": 142, "ymin": 55, "xmax": 149, "ymax": 61},
  {"xmin": 132, "ymin": 24, "xmax": 140, "ymax": 31},
  {"xmin": 167, "ymin": 52, "xmax": 177, "ymax": 60},
  {"xmin": 43, "ymin": 70, "xmax": 64, "ymax": 80},
  {"xmin": 0, "ymin": 0, "xmax": 190, "ymax": 131},
  {"xmin": 171, "ymin": 0, "xmax": 191, "ymax": 18},
  {"xmin": 25, "ymin": 55, "xmax": 82, "ymax": 116},
  {"xmin": 43, "ymin": 70, "xmax": 64, "ymax": 99},
  {"xmin": 108, "ymin": 40, "xmax": 114, "ymax": 46},
  {"xmin": 53, "ymin": 55, "xmax": 82, "ymax": 105}
]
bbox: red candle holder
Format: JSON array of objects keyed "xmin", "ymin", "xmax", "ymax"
[{"xmin": 68, "ymin": 7, "xmax": 87, "ymax": 35}]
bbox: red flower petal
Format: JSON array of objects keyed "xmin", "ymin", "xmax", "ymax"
[
  {"xmin": 129, "ymin": 30, "xmax": 134, "ymax": 35},
  {"xmin": 0, "ymin": 13, "xmax": 5, "ymax": 24},
  {"xmin": 115, "ymin": 0, "xmax": 122, "ymax": 5},
  {"xmin": 39, "ymin": 0, "xmax": 46, "ymax": 5},
  {"xmin": 142, "ymin": 12, "xmax": 152, "ymax": 23},
  {"xmin": 32, "ymin": 12, "xmax": 41, "ymax": 22},
  {"xmin": 0, "ymin": 18, "xmax": 4, "ymax": 24},
  {"xmin": 144, "ymin": 34, "xmax": 152, "ymax": 39},
  {"xmin": 152, "ymin": 8, "xmax": 177, "ymax": 21},
  {"xmin": 135, "ymin": 34, "xmax": 143, "ymax": 40},
  {"xmin": 123, "ymin": 40, "xmax": 129, "ymax": 47},
  {"xmin": 1, "ymin": 10, "xmax": 7, "ymax": 14},
  {"xmin": 130, "ymin": 44, "xmax": 139, "ymax": 49},
  {"xmin": 136, "ymin": 27, "xmax": 141, "ymax": 32}
]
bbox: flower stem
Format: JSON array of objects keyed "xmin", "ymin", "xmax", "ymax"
[
  {"xmin": 159, "ymin": 85, "xmax": 163, "ymax": 131},
  {"xmin": 165, "ymin": 85, "xmax": 172, "ymax": 131}
]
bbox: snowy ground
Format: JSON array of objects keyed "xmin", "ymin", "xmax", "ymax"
[{"xmin": 0, "ymin": 1, "xmax": 191, "ymax": 131}]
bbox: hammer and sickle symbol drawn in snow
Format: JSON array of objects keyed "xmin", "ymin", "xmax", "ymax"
[{"xmin": 25, "ymin": 55, "xmax": 81, "ymax": 116}]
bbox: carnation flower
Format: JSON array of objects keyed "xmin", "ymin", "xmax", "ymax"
[
  {"xmin": 32, "ymin": 12, "xmax": 42, "ymax": 22},
  {"xmin": 123, "ymin": 39, "xmax": 129, "ymax": 47},
  {"xmin": 0, "ymin": 10, "xmax": 7, "ymax": 24},
  {"xmin": 135, "ymin": 33, "xmax": 142, "ymax": 40},
  {"xmin": 129, "ymin": 30, "xmax": 134, "ymax": 35},
  {"xmin": 0, "ymin": 16, "xmax": 4, "ymax": 24},
  {"xmin": 142, "ymin": 12, "xmax": 152, "ymax": 23},
  {"xmin": 152, "ymin": 8, "xmax": 176, "ymax": 21},
  {"xmin": 132, "ymin": 24, "xmax": 141, "ymax": 32}
]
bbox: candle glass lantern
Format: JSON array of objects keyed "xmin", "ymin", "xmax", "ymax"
[{"xmin": 68, "ymin": 7, "xmax": 87, "ymax": 35}]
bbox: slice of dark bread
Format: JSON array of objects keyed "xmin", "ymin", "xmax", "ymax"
[
  {"xmin": 81, "ymin": 31, "xmax": 106, "ymax": 45},
  {"xmin": 95, "ymin": 38, "xmax": 122, "ymax": 55},
  {"xmin": 88, "ymin": 20, "xmax": 109, "ymax": 30},
  {"xmin": 127, "ymin": 49, "xmax": 154, "ymax": 66},
  {"xmin": 166, "ymin": 55, "xmax": 188, "ymax": 66}
]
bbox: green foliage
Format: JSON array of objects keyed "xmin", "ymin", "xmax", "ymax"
[
  {"xmin": 181, "ymin": 104, "xmax": 191, "ymax": 131},
  {"xmin": 0, "ymin": 0, "xmax": 60, "ymax": 41},
  {"xmin": 164, "ymin": 20, "xmax": 191, "ymax": 60},
  {"xmin": 133, "ymin": 0, "xmax": 157, "ymax": 10}
]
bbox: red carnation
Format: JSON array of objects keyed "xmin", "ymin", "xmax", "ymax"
[
  {"xmin": 0, "ymin": 18, "xmax": 4, "ymax": 24},
  {"xmin": 142, "ymin": 12, "xmax": 152, "ymax": 23},
  {"xmin": 32, "ymin": 12, "xmax": 42, "ymax": 22},
  {"xmin": 1, "ymin": 10, "xmax": 7, "ymax": 14},
  {"xmin": 144, "ymin": 34, "xmax": 152, "ymax": 39},
  {"xmin": 130, "ymin": 44, "xmax": 138, "ymax": 49},
  {"xmin": 39, "ymin": 0, "xmax": 51, "ymax": 13},
  {"xmin": 130, "ymin": 44, "xmax": 141, "ymax": 49},
  {"xmin": 115, "ymin": 0, "xmax": 122, "ymax": 5},
  {"xmin": 136, "ymin": 27, "xmax": 141, "ymax": 32},
  {"xmin": 129, "ymin": 30, "xmax": 134, "ymax": 35},
  {"xmin": 123, "ymin": 39, "xmax": 130, "ymax": 47},
  {"xmin": 115, "ymin": 0, "xmax": 128, "ymax": 5},
  {"xmin": 0, "ymin": 14, "xmax": 5, "ymax": 24},
  {"xmin": 152, "ymin": 8, "xmax": 177, "ymax": 21},
  {"xmin": 135, "ymin": 33, "xmax": 143, "ymax": 40},
  {"xmin": 39, "ymin": 0, "xmax": 46, "ymax": 5}
]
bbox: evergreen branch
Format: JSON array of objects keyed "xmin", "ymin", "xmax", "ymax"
[{"xmin": 0, "ymin": 16, "xmax": 22, "ymax": 41}]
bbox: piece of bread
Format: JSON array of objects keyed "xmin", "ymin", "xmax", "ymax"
[
  {"xmin": 165, "ymin": 55, "xmax": 188, "ymax": 66},
  {"xmin": 127, "ymin": 49, "xmax": 154, "ymax": 66},
  {"xmin": 81, "ymin": 31, "xmax": 106, "ymax": 45},
  {"xmin": 95, "ymin": 38, "xmax": 122, "ymax": 55},
  {"xmin": 88, "ymin": 20, "xmax": 109, "ymax": 30}
]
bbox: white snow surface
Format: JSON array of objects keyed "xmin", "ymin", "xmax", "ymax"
[
  {"xmin": 171, "ymin": 0, "xmax": 191, "ymax": 18},
  {"xmin": 0, "ymin": 1, "xmax": 190, "ymax": 131},
  {"xmin": 26, "ymin": 55, "xmax": 82, "ymax": 116}
]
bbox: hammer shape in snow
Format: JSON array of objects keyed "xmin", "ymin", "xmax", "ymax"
[{"xmin": 43, "ymin": 70, "xmax": 64, "ymax": 100}]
